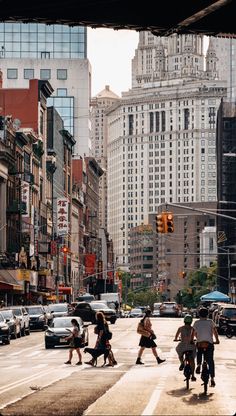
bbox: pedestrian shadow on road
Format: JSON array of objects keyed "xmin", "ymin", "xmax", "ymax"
[{"xmin": 167, "ymin": 388, "xmax": 214, "ymax": 406}]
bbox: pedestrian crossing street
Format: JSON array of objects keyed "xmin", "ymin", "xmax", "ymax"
[{"xmin": 0, "ymin": 346, "xmax": 178, "ymax": 371}]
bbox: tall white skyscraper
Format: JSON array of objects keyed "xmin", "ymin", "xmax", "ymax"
[
  {"xmin": 106, "ymin": 33, "xmax": 227, "ymax": 264},
  {"xmin": 209, "ymin": 36, "xmax": 236, "ymax": 101},
  {"xmin": 0, "ymin": 22, "xmax": 91, "ymax": 157},
  {"xmin": 90, "ymin": 85, "xmax": 120, "ymax": 229}
]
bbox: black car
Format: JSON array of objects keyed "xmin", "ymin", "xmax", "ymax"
[
  {"xmin": 214, "ymin": 305, "xmax": 236, "ymax": 334},
  {"xmin": 25, "ymin": 305, "xmax": 48, "ymax": 330},
  {"xmin": 44, "ymin": 316, "xmax": 89, "ymax": 349},
  {"xmin": 1, "ymin": 309, "xmax": 21, "ymax": 339},
  {"xmin": 0, "ymin": 312, "xmax": 11, "ymax": 344},
  {"xmin": 73, "ymin": 301, "xmax": 117, "ymax": 324}
]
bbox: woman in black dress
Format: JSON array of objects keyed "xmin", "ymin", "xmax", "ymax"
[
  {"xmin": 136, "ymin": 309, "xmax": 166, "ymax": 365},
  {"xmin": 84, "ymin": 311, "xmax": 110, "ymax": 366}
]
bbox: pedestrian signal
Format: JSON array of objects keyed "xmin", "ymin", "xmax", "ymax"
[
  {"xmin": 61, "ymin": 246, "xmax": 69, "ymax": 254},
  {"xmin": 166, "ymin": 212, "xmax": 174, "ymax": 233},
  {"xmin": 182, "ymin": 271, "xmax": 186, "ymax": 278},
  {"xmin": 156, "ymin": 213, "xmax": 165, "ymax": 233}
]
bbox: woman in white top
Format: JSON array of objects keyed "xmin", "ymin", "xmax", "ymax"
[{"xmin": 64, "ymin": 319, "xmax": 82, "ymax": 365}]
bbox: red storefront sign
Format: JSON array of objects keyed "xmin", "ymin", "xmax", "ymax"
[{"xmin": 85, "ymin": 254, "xmax": 96, "ymax": 275}]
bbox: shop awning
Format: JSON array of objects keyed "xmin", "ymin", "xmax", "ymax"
[
  {"xmin": 0, "ymin": 269, "xmax": 23, "ymax": 291},
  {"xmin": 58, "ymin": 286, "xmax": 72, "ymax": 295}
]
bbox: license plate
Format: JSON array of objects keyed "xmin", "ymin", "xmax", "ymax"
[{"xmin": 60, "ymin": 338, "xmax": 67, "ymax": 343}]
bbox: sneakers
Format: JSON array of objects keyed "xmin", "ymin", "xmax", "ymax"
[
  {"xmin": 179, "ymin": 363, "xmax": 184, "ymax": 371},
  {"xmin": 76, "ymin": 361, "xmax": 82, "ymax": 365},
  {"xmin": 64, "ymin": 361, "xmax": 71, "ymax": 364},
  {"xmin": 210, "ymin": 379, "xmax": 216, "ymax": 387},
  {"xmin": 136, "ymin": 357, "xmax": 144, "ymax": 365},
  {"xmin": 191, "ymin": 376, "xmax": 197, "ymax": 381},
  {"xmin": 157, "ymin": 357, "xmax": 166, "ymax": 364},
  {"xmin": 196, "ymin": 365, "xmax": 201, "ymax": 374}
]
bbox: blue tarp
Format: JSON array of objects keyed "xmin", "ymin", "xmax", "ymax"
[{"xmin": 200, "ymin": 290, "xmax": 230, "ymax": 302}]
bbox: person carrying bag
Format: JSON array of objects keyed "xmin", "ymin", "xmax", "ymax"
[{"xmin": 135, "ymin": 308, "xmax": 165, "ymax": 365}]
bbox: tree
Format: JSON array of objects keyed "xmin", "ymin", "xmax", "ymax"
[{"xmin": 176, "ymin": 263, "xmax": 217, "ymax": 308}]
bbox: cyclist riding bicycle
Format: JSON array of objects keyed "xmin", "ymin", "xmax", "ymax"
[
  {"xmin": 174, "ymin": 314, "xmax": 196, "ymax": 381},
  {"xmin": 193, "ymin": 307, "xmax": 220, "ymax": 387}
]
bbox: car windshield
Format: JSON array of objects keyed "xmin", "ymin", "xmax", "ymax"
[
  {"xmin": 1, "ymin": 310, "xmax": 13, "ymax": 319},
  {"xmin": 26, "ymin": 307, "xmax": 44, "ymax": 314},
  {"xmin": 50, "ymin": 318, "xmax": 74, "ymax": 328},
  {"xmin": 223, "ymin": 308, "xmax": 236, "ymax": 318},
  {"xmin": 11, "ymin": 308, "xmax": 21, "ymax": 316},
  {"xmin": 48, "ymin": 304, "xmax": 67, "ymax": 312},
  {"xmin": 91, "ymin": 303, "xmax": 108, "ymax": 309}
]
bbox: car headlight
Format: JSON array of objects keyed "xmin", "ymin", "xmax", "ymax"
[
  {"xmin": 1, "ymin": 325, "xmax": 9, "ymax": 331},
  {"xmin": 45, "ymin": 331, "xmax": 54, "ymax": 336}
]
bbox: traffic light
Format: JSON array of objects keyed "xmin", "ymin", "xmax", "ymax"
[
  {"xmin": 156, "ymin": 213, "xmax": 165, "ymax": 233},
  {"xmin": 61, "ymin": 246, "xmax": 69, "ymax": 254},
  {"xmin": 165, "ymin": 212, "xmax": 174, "ymax": 233}
]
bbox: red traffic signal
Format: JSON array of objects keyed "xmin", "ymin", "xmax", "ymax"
[
  {"xmin": 61, "ymin": 246, "xmax": 69, "ymax": 254},
  {"xmin": 165, "ymin": 212, "xmax": 174, "ymax": 233},
  {"xmin": 156, "ymin": 213, "xmax": 165, "ymax": 233}
]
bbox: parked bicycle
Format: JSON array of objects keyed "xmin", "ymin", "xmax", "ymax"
[{"xmin": 224, "ymin": 322, "xmax": 236, "ymax": 338}]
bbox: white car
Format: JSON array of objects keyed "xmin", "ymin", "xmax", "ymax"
[{"xmin": 11, "ymin": 306, "xmax": 30, "ymax": 336}]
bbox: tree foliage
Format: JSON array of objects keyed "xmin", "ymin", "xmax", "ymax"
[{"xmin": 176, "ymin": 263, "xmax": 217, "ymax": 308}]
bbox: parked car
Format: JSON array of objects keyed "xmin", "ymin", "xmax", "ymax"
[
  {"xmin": 0, "ymin": 311, "xmax": 11, "ymax": 344},
  {"xmin": 25, "ymin": 305, "xmax": 48, "ymax": 330},
  {"xmin": 1, "ymin": 309, "xmax": 21, "ymax": 339},
  {"xmin": 44, "ymin": 316, "xmax": 89, "ymax": 349},
  {"xmin": 72, "ymin": 301, "xmax": 117, "ymax": 324},
  {"xmin": 129, "ymin": 308, "xmax": 143, "ymax": 318},
  {"xmin": 213, "ymin": 304, "xmax": 236, "ymax": 334},
  {"xmin": 159, "ymin": 301, "xmax": 180, "ymax": 317},
  {"xmin": 47, "ymin": 303, "xmax": 71, "ymax": 318},
  {"xmin": 43, "ymin": 305, "xmax": 54, "ymax": 324},
  {"xmin": 152, "ymin": 303, "xmax": 162, "ymax": 317},
  {"xmin": 10, "ymin": 306, "xmax": 30, "ymax": 336}
]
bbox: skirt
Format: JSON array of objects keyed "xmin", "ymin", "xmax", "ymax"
[
  {"xmin": 139, "ymin": 335, "xmax": 157, "ymax": 348},
  {"xmin": 70, "ymin": 337, "xmax": 83, "ymax": 349}
]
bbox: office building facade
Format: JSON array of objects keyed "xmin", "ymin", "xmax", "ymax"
[
  {"xmin": 0, "ymin": 22, "xmax": 91, "ymax": 157},
  {"xmin": 106, "ymin": 33, "xmax": 227, "ymax": 265}
]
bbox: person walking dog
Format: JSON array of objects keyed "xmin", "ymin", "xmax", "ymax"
[{"xmin": 136, "ymin": 308, "xmax": 166, "ymax": 365}]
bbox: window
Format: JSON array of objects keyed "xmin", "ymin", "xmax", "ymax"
[
  {"xmin": 7, "ymin": 68, "xmax": 17, "ymax": 79},
  {"xmin": 57, "ymin": 69, "xmax": 67, "ymax": 80},
  {"xmin": 24, "ymin": 69, "xmax": 34, "ymax": 79},
  {"xmin": 41, "ymin": 52, "xmax": 50, "ymax": 59},
  {"xmin": 57, "ymin": 88, "xmax": 67, "ymax": 96},
  {"xmin": 40, "ymin": 69, "xmax": 51, "ymax": 80}
]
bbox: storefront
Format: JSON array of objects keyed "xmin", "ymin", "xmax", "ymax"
[{"xmin": 0, "ymin": 269, "xmax": 23, "ymax": 305}]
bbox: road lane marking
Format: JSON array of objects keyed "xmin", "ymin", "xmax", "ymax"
[
  {"xmin": 8, "ymin": 344, "xmax": 44, "ymax": 356},
  {"xmin": 0, "ymin": 368, "xmax": 53, "ymax": 395},
  {"xmin": 25, "ymin": 350, "xmax": 42, "ymax": 357},
  {"xmin": 2, "ymin": 365, "xmax": 20, "ymax": 370},
  {"xmin": 32, "ymin": 364, "xmax": 48, "ymax": 369}
]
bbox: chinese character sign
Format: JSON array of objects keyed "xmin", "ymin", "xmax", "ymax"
[
  {"xmin": 21, "ymin": 181, "xmax": 30, "ymax": 217},
  {"xmin": 57, "ymin": 198, "xmax": 68, "ymax": 235}
]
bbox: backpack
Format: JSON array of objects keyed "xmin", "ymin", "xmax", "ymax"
[{"xmin": 105, "ymin": 329, "xmax": 113, "ymax": 340}]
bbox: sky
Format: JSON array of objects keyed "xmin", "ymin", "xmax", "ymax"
[{"xmin": 87, "ymin": 28, "xmax": 139, "ymax": 97}]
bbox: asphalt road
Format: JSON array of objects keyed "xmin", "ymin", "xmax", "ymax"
[{"xmin": 0, "ymin": 317, "xmax": 235, "ymax": 416}]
